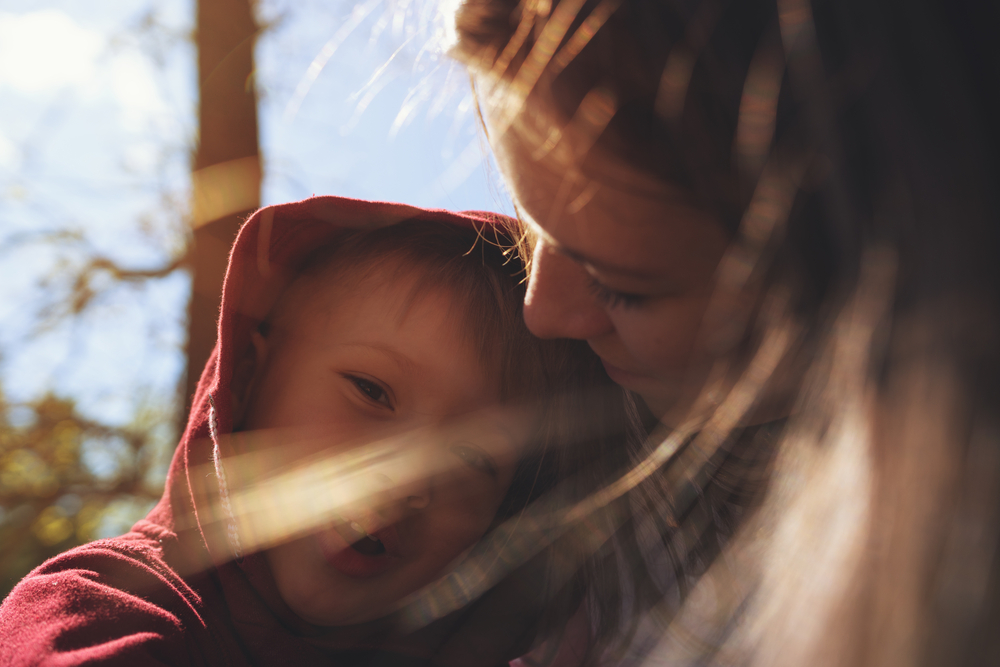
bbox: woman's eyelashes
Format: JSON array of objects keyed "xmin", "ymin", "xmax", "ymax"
[
  {"xmin": 343, "ymin": 374, "xmax": 394, "ymax": 409},
  {"xmin": 587, "ymin": 276, "xmax": 649, "ymax": 309},
  {"xmin": 450, "ymin": 443, "xmax": 498, "ymax": 479}
]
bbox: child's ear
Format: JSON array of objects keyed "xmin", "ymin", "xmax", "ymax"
[{"xmin": 231, "ymin": 329, "xmax": 269, "ymax": 429}]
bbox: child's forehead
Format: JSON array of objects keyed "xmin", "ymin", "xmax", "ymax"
[
  {"xmin": 275, "ymin": 258, "xmax": 500, "ymax": 376},
  {"xmin": 289, "ymin": 258, "xmax": 465, "ymax": 330}
]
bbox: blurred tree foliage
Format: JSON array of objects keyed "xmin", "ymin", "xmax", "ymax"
[
  {"xmin": 0, "ymin": 387, "xmax": 174, "ymax": 597},
  {"xmin": 0, "ymin": 0, "xmax": 259, "ymax": 600},
  {"xmin": 0, "ymin": 4, "xmax": 193, "ymax": 600}
]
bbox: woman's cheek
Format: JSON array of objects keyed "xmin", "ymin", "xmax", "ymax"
[{"xmin": 612, "ymin": 300, "xmax": 709, "ymax": 377}]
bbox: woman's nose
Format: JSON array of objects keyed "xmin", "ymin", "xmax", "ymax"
[{"xmin": 523, "ymin": 239, "xmax": 615, "ymax": 340}]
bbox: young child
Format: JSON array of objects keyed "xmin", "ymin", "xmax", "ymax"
[{"xmin": 0, "ymin": 196, "xmax": 627, "ymax": 666}]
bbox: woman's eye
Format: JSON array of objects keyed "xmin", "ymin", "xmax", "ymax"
[
  {"xmin": 587, "ymin": 276, "xmax": 648, "ymax": 309},
  {"xmin": 344, "ymin": 375, "xmax": 393, "ymax": 409},
  {"xmin": 450, "ymin": 444, "xmax": 498, "ymax": 479}
]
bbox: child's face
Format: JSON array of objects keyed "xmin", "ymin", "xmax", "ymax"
[{"xmin": 241, "ymin": 267, "xmax": 527, "ymax": 626}]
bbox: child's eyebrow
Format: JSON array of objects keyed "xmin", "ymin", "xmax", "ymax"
[{"xmin": 338, "ymin": 342, "xmax": 417, "ymax": 374}]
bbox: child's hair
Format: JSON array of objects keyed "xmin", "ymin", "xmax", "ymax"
[
  {"xmin": 451, "ymin": 0, "xmax": 1000, "ymax": 664},
  {"xmin": 264, "ymin": 218, "xmax": 544, "ymax": 405}
]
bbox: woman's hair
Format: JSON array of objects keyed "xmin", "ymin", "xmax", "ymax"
[{"xmin": 451, "ymin": 0, "xmax": 1000, "ymax": 664}]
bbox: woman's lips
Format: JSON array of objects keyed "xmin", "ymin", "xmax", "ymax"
[{"xmin": 317, "ymin": 521, "xmax": 401, "ymax": 579}]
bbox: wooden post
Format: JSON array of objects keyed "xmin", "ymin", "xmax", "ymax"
[{"xmin": 184, "ymin": 0, "xmax": 261, "ymax": 419}]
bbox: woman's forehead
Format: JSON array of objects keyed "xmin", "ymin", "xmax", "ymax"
[{"xmin": 509, "ymin": 155, "xmax": 729, "ymax": 289}]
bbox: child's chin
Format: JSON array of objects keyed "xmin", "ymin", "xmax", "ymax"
[
  {"xmin": 278, "ymin": 568, "xmax": 394, "ymax": 627},
  {"xmin": 292, "ymin": 597, "xmax": 389, "ymax": 628},
  {"xmin": 266, "ymin": 534, "xmax": 402, "ymax": 627}
]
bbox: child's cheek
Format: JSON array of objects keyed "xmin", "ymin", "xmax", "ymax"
[{"xmin": 418, "ymin": 482, "xmax": 507, "ymax": 556}]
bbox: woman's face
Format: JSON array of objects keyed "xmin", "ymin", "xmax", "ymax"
[
  {"xmin": 492, "ymin": 128, "xmax": 739, "ymax": 420},
  {"xmin": 240, "ymin": 268, "xmax": 526, "ymax": 626}
]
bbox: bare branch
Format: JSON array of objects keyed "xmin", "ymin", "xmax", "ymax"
[{"xmin": 83, "ymin": 254, "xmax": 189, "ymax": 283}]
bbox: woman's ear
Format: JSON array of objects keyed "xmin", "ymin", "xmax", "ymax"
[{"xmin": 231, "ymin": 329, "xmax": 269, "ymax": 429}]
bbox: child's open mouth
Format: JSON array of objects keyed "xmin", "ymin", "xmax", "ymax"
[
  {"xmin": 319, "ymin": 519, "xmax": 400, "ymax": 578},
  {"xmin": 333, "ymin": 520, "xmax": 386, "ymax": 555},
  {"xmin": 349, "ymin": 534, "xmax": 386, "ymax": 556}
]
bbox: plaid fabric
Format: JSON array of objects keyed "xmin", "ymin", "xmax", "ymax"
[{"xmin": 395, "ymin": 418, "xmax": 784, "ymax": 664}]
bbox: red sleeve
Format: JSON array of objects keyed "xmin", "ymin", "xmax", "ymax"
[{"xmin": 0, "ymin": 539, "xmax": 222, "ymax": 667}]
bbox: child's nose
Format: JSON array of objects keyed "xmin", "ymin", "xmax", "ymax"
[
  {"xmin": 397, "ymin": 443, "xmax": 436, "ymax": 512},
  {"xmin": 353, "ymin": 466, "xmax": 433, "ymax": 533},
  {"xmin": 384, "ymin": 467, "xmax": 433, "ymax": 519},
  {"xmin": 405, "ymin": 488, "xmax": 430, "ymax": 510}
]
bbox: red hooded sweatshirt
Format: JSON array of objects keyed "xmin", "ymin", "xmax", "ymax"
[{"xmin": 0, "ymin": 197, "xmax": 547, "ymax": 667}]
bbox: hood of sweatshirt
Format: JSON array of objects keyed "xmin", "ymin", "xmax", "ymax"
[{"xmin": 145, "ymin": 196, "xmax": 545, "ymax": 665}]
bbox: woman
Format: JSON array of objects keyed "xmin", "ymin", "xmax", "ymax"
[{"xmin": 447, "ymin": 0, "xmax": 1000, "ymax": 664}]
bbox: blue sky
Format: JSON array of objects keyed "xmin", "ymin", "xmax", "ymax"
[
  {"xmin": 256, "ymin": 0, "xmax": 512, "ymax": 213},
  {"xmin": 0, "ymin": 0, "xmax": 511, "ymax": 430}
]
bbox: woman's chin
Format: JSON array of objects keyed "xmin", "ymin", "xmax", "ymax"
[
  {"xmin": 598, "ymin": 360, "xmax": 679, "ymax": 420},
  {"xmin": 599, "ymin": 358, "xmax": 649, "ymax": 388}
]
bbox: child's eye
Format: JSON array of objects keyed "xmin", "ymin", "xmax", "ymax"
[
  {"xmin": 450, "ymin": 443, "xmax": 498, "ymax": 479},
  {"xmin": 587, "ymin": 276, "xmax": 648, "ymax": 309},
  {"xmin": 344, "ymin": 374, "xmax": 393, "ymax": 409}
]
